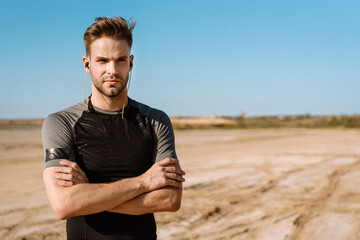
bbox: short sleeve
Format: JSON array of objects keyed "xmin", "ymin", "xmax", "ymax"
[
  {"xmin": 152, "ymin": 111, "xmax": 177, "ymax": 163},
  {"xmin": 42, "ymin": 113, "xmax": 74, "ymax": 168}
]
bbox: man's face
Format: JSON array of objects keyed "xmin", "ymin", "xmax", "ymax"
[{"xmin": 87, "ymin": 37, "xmax": 133, "ymax": 98}]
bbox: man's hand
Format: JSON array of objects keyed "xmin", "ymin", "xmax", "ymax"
[
  {"xmin": 108, "ymin": 158, "xmax": 185, "ymax": 215},
  {"xmin": 53, "ymin": 160, "xmax": 88, "ymax": 186},
  {"xmin": 139, "ymin": 158, "xmax": 185, "ymax": 191}
]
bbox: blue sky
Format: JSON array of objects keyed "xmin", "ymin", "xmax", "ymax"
[{"xmin": 0, "ymin": 0, "xmax": 359, "ymax": 118}]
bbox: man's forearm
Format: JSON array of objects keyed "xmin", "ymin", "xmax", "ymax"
[
  {"xmin": 43, "ymin": 168, "xmax": 149, "ymax": 220},
  {"xmin": 44, "ymin": 158, "xmax": 184, "ymax": 220},
  {"xmin": 107, "ymin": 186, "xmax": 182, "ymax": 215}
]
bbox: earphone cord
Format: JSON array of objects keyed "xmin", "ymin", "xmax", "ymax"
[
  {"xmin": 121, "ymin": 70, "xmax": 132, "ymax": 119},
  {"xmin": 83, "ymin": 71, "xmax": 89, "ymax": 112}
]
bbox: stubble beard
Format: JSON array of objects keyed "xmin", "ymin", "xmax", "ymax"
[{"xmin": 93, "ymin": 74, "xmax": 128, "ymax": 98}]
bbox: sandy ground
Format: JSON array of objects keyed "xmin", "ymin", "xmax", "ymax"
[{"xmin": 1, "ymin": 127, "xmax": 360, "ymax": 239}]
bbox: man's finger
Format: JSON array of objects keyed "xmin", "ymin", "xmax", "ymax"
[
  {"xmin": 165, "ymin": 179, "xmax": 183, "ymax": 188},
  {"xmin": 54, "ymin": 170, "xmax": 83, "ymax": 182},
  {"xmin": 57, "ymin": 180, "xmax": 73, "ymax": 186},
  {"xmin": 55, "ymin": 172, "xmax": 88, "ymax": 184},
  {"xmin": 60, "ymin": 160, "xmax": 81, "ymax": 173},
  {"xmin": 165, "ymin": 173, "xmax": 185, "ymax": 182},
  {"xmin": 164, "ymin": 166, "xmax": 185, "ymax": 175},
  {"xmin": 59, "ymin": 159, "xmax": 74, "ymax": 167},
  {"xmin": 55, "ymin": 173, "xmax": 74, "ymax": 181},
  {"xmin": 54, "ymin": 166, "xmax": 83, "ymax": 178},
  {"xmin": 159, "ymin": 159, "xmax": 185, "ymax": 175},
  {"xmin": 60, "ymin": 160, "xmax": 87, "ymax": 179},
  {"xmin": 53, "ymin": 166, "xmax": 73, "ymax": 174},
  {"xmin": 158, "ymin": 158, "xmax": 179, "ymax": 166},
  {"xmin": 60, "ymin": 160, "xmax": 80, "ymax": 171}
]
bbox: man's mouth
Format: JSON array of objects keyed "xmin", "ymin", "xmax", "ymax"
[{"xmin": 104, "ymin": 79, "xmax": 120, "ymax": 86}]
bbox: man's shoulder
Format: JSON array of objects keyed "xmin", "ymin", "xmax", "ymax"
[
  {"xmin": 129, "ymin": 99, "xmax": 176, "ymax": 161},
  {"xmin": 43, "ymin": 101, "xmax": 84, "ymax": 129},
  {"xmin": 129, "ymin": 98, "xmax": 169, "ymax": 123},
  {"xmin": 42, "ymin": 102, "xmax": 83, "ymax": 166}
]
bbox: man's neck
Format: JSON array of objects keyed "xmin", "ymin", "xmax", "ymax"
[{"xmin": 90, "ymin": 91, "xmax": 128, "ymax": 112}]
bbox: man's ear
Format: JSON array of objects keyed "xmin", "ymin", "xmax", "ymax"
[
  {"xmin": 82, "ymin": 56, "xmax": 90, "ymax": 72},
  {"xmin": 129, "ymin": 55, "xmax": 134, "ymax": 71}
]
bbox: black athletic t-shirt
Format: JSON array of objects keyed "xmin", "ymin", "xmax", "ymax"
[{"xmin": 42, "ymin": 97, "xmax": 177, "ymax": 240}]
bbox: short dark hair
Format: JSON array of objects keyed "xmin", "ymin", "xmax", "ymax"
[{"xmin": 83, "ymin": 16, "xmax": 136, "ymax": 56}]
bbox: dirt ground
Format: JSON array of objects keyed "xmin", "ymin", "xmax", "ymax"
[{"xmin": 1, "ymin": 127, "xmax": 360, "ymax": 239}]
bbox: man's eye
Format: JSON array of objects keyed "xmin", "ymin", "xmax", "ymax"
[{"xmin": 98, "ymin": 59, "xmax": 107, "ymax": 62}]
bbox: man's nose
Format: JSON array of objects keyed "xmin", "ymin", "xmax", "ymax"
[{"xmin": 106, "ymin": 61, "xmax": 118, "ymax": 75}]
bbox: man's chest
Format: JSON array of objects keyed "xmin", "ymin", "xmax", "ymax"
[{"xmin": 72, "ymin": 111, "xmax": 155, "ymax": 183}]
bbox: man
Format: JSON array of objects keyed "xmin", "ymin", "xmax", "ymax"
[{"xmin": 42, "ymin": 16, "xmax": 185, "ymax": 240}]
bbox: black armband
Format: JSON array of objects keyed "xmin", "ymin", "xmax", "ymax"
[{"xmin": 45, "ymin": 148, "xmax": 69, "ymax": 162}]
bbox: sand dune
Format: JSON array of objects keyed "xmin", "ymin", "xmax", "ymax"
[{"xmin": 1, "ymin": 127, "xmax": 360, "ymax": 239}]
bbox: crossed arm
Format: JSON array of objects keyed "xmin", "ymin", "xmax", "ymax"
[{"xmin": 43, "ymin": 158, "xmax": 185, "ymax": 219}]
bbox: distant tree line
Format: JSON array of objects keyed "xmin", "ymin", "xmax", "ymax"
[
  {"xmin": 171, "ymin": 115, "xmax": 360, "ymax": 130},
  {"xmin": 230, "ymin": 115, "xmax": 360, "ymax": 129}
]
